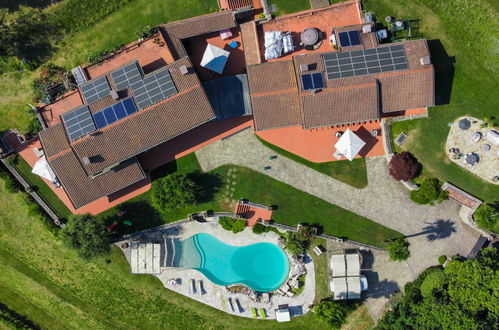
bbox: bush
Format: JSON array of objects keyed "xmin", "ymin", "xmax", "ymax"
[
  {"xmin": 252, "ymin": 223, "xmax": 266, "ymax": 234},
  {"xmin": 218, "ymin": 217, "xmax": 247, "ymax": 234},
  {"xmin": 410, "ymin": 178, "xmax": 447, "ymax": 205},
  {"xmin": 473, "ymin": 203, "xmax": 498, "ymax": 233},
  {"xmin": 31, "ymin": 63, "xmax": 67, "ymax": 102},
  {"xmin": 387, "ymin": 238, "xmax": 410, "ymax": 261},
  {"xmin": 61, "ymin": 214, "xmax": 109, "ymax": 260},
  {"xmin": 151, "ymin": 174, "xmax": 201, "ymax": 212},
  {"xmin": 0, "ymin": 170, "xmax": 21, "ymax": 193},
  {"xmin": 389, "ymin": 151, "xmax": 420, "ymax": 181},
  {"xmin": 314, "ymin": 301, "xmax": 359, "ymax": 328},
  {"xmin": 438, "ymin": 255, "xmax": 447, "ymax": 265},
  {"xmin": 420, "ymin": 268, "xmax": 447, "ymax": 298},
  {"xmin": 135, "ymin": 25, "xmax": 157, "ymax": 39},
  {"xmin": 284, "ymin": 226, "xmax": 315, "ymax": 255}
]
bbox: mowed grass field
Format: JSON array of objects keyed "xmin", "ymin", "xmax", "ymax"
[
  {"xmin": 0, "ymin": 0, "xmax": 220, "ymax": 132},
  {"xmin": 363, "ymin": 0, "xmax": 499, "ymax": 202}
]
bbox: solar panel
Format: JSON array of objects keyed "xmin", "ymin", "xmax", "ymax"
[
  {"xmin": 338, "ymin": 31, "xmax": 361, "ymax": 47},
  {"xmin": 92, "ymin": 97, "xmax": 138, "ymax": 129},
  {"xmin": 130, "ymin": 69, "xmax": 178, "ymax": 109},
  {"xmin": 111, "ymin": 61, "xmax": 144, "ymax": 91},
  {"xmin": 80, "ymin": 76, "xmax": 110, "ymax": 104},
  {"xmin": 323, "ymin": 45, "xmax": 409, "ymax": 80},
  {"xmin": 301, "ymin": 73, "xmax": 325, "ymax": 91},
  {"xmin": 61, "ymin": 106, "xmax": 96, "ymax": 141}
]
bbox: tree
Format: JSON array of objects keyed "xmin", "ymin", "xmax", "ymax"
[
  {"xmin": 252, "ymin": 223, "xmax": 266, "ymax": 234},
  {"xmin": 284, "ymin": 226, "xmax": 315, "ymax": 255},
  {"xmin": 61, "ymin": 214, "xmax": 109, "ymax": 260},
  {"xmin": 376, "ymin": 248, "xmax": 499, "ymax": 330},
  {"xmin": 474, "ymin": 203, "xmax": 498, "ymax": 233},
  {"xmin": 314, "ymin": 301, "xmax": 359, "ymax": 328},
  {"xmin": 151, "ymin": 174, "xmax": 201, "ymax": 212},
  {"xmin": 410, "ymin": 178, "xmax": 447, "ymax": 205},
  {"xmin": 387, "ymin": 238, "xmax": 410, "ymax": 261},
  {"xmin": 218, "ymin": 217, "xmax": 246, "ymax": 234},
  {"xmin": 388, "ymin": 151, "xmax": 420, "ymax": 181}
]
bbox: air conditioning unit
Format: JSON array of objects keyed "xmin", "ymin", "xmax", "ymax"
[
  {"xmin": 419, "ymin": 56, "xmax": 431, "ymax": 65},
  {"xmin": 300, "ymin": 64, "xmax": 309, "ymax": 72},
  {"xmin": 110, "ymin": 90, "xmax": 119, "ymax": 100}
]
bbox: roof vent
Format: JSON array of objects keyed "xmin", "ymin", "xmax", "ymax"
[
  {"xmin": 110, "ymin": 90, "xmax": 119, "ymax": 100},
  {"xmin": 179, "ymin": 65, "xmax": 189, "ymax": 75},
  {"xmin": 82, "ymin": 157, "xmax": 91, "ymax": 165},
  {"xmin": 420, "ymin": 56, "xmax": 431, "ymax": 65},
  {"xmin": 300, "ymin": 64, "xmax": 309, "ymax": 72},
  {"xmin": 362, "ymin": 25, "xmax": 372, "ymax": 33}
]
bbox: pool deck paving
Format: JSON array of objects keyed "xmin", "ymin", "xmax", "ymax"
[
  {"xmin": 116, "ymin": 220, "xmax": 315, "ymax": 320},
  {"xmin": 195, "ymin": 128, "xmax": 482, "ymax": 319}
]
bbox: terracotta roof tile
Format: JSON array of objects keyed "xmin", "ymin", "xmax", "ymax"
[
  {"xmin": 49, "ymin": 153, "xmax": 145, "ymax": 209},
  {"xmin": 302, "ymin": 84, "xmax": 379, "ymax": 128},
  {"xmin": 247, "ymin": 61, "xmax": 297, "ymax": 94},
  {"xmin": 251, "ymin": 92, "xmax": 302, "ymax": 130},
  {"xmin": 39, "ymin": 124, "xmax": 70, "ymax": 158}
]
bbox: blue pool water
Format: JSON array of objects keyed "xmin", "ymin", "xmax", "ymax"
[{"xmin": 177, "ymin": 233, "xmax": 289, "ymax": 292}]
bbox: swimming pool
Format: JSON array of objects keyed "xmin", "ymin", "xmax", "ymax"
[{"xmin": 176, "ymin": 233, "xmax": 289, "ymax": 292}]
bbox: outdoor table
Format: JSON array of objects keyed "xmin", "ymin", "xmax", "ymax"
[{"xmin": 220, "ymin": 28, "xmax": 232, "ymax": 40}]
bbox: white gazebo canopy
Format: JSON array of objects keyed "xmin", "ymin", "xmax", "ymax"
[
  {"xmin": 275, "ymin": 308, "xmax": 291, "ymax": 322},
  {"xmin": 31, "ymin": 155, "xmax": 57, "ymax": 182},
  {"xmin": 130, "ymin": 243, "xmax": 161, "ymax": 274},
  {"xmin": 330, "ymin": 254, "xmax": 346, "ymax": 277},
  {"xmin": 200, "ymin": 44, "xmax": 230, "ymax": 74},
  {"xmin": 346, "ymin": 253, "xmax": 360, "ymax": 277},
  {"xmin": 331, "ymin": 277, "xmax": 348, "ymax": 300},
  {"xmin": 347, "ymin": 276, "xmax": 361, "ymax": 299},
  {"xmin": 334, "ymin": 128, "xmax": 366, "ymax": 161}
]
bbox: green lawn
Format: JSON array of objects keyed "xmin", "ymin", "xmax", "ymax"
[
  {"xmin": 0, "ymin": 0, "xmax": 220, "ymax": 132},
  {"xmin": 100, "ymin": 153, "xmax": 401, "ymax": 247},
  {"xmin": 12, "ymin": 157, "xmax": 71, "ymax": 219},
  {"xmin": 309, "ymin": 239, "xmax": 330, "ymax": 303},
  {"xmin": 268, "ymin": 0, "xmax": 310, "ymax": 16},
  {"xmin": 363, "ymin": 0, "xmax": 499, "ymax": 202},
  {"xmin": 257, "ymin": 136, "xmax": 368, "ymax": 188}
]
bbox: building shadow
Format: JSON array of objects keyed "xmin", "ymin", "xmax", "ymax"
[
  {"xmin": 404, "ymin": 219, "xmax": 457, "ymax": 241},
  {"xmin": 427, "ymin": 39, "xmax": 455, "ymax": 105},
  {"xmin": 364, "ymin": 271, "xmax": 400, "ymax": 299},
  {"xmin": 142, "ymin": 58, "xmax": 167, "ymax": 74}
]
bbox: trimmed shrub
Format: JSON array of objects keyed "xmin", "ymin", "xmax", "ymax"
[
  {"xmin": 252, "ymin": 223, "xmax": 266, "ymax": 234},
  {"xmin": 314, "ymin": 301, "xmax": 360, "ymax": 328},
  {"xmin": 389, "ymin": 151, "xmax": 420, "ymax": 181},
  {"xmin": 438, "ymin": 255, "xmax": 447, "ymax": 265},
  {"xmin": 151, "ymin": 174, "xmax": 201, "ymax": 212},
  {"xmin": 410, "ymin": 178, "xmax": 447, "ymax": 205},
  {"xmin": 387, "ymin": 238, "xmax": 410, "ymax": 261},
  {"xmin": 473, "ymin": 203, "xmax": 498, "ymax": 233},
  {"xmin": 61, "ymin": 214, "xmax": 109, "ymax": 260},
  {"xmin": 232, "ymin": 219, "xmax": 246, "ymax": 233},
  {"xmin": 219, "ymin": 217, "xmax": 246, "ymax": 234}
]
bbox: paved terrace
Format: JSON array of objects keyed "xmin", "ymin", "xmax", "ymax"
[
  {"xmin": 116, "ymin": 220, "xmax": 315, "ymax": 320},
  {"xmin": 195, "ymin": 128, "xmax": 481, "ymax": 311}
]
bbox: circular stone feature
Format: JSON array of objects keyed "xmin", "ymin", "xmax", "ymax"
[
  {"xmin": 464, "ymin": 153, "xmax": 479, "ymax": 166},
  {"xmin": 482, "ymin": 144, "xmax": 491, "ymax": 151},
  {"xmin": 301, "ymin": 28, "xmax": 319, "ymax": 46},
  {"xmin": 458, "ymin": 118, "xmax": 471, "ymax": 130}
]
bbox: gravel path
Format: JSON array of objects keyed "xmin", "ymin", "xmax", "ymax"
[{"xmin": 195, "ymin": 128, "xmax": 481, "ymax": 317}]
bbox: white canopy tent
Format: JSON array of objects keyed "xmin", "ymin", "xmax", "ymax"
[
  {"xmin": 31, "ymin": 156, "xmax": 57, "ymax": 182},
  {"xmin": 130, "ymin": 243, "xmax": 161, "ymax": 274},
  {"xmin": 347, "ymin": 276, "xmax": 362, "ymax": 299},
  {"xmin": 330, "ymin": 277, "xmax": 348, "ymax": 300},
  {"xmin": 275, "ymin": 308, "xmax": 291, "ymax": 322},
  {"xmin": 346, "ymin": 253, "xmax": 360, "ymax": 276},
  {"xmin": 330, "ymin": 254, "xmax": 346, "ymax": 277},
  {"xmin": 200, "ymin": 44, "xmax": 230, "ymax": 74},
  {"xmin": 334, "ymin": 128, "xmax": 366, "ymax": 161}
]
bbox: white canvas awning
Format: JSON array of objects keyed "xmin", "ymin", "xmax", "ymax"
[
  {"xmin": 346, "ymin": 253, "xmax": 360, "ymax": 276},
  {"xmin": 334, "ymin": 128, "xmax": 366, "ymax": 161},
  {"xmin": 200, "ymin": 44, "xmax": 230, "ymax": 74},
  {"xmin": 347, "ymin": 276, "xmax": 361, "ymax": 299},
  {"xmin": 331, "ymin": 277, "xmax": 348, "ymax": 300},
  {"xmin": 130, "ymin": 243, "xmax": 161, "ymax": 274},
  {"xmin": 275, "ymin": 308, "xmax": 291, "ymax": 322},
  {"xmin": 31, "ymin": 155, "xmax": 57, "ymax": 182},
  {"xmin": 330, "ymin": 254, "xmax": 346, "ymax": 277}
]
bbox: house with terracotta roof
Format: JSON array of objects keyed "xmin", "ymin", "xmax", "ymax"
[{"xmin": 30, "ymin": 0, "xmax": 435, "ymax": 212}]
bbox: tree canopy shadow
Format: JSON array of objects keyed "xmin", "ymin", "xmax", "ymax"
[
  {"xmin": 105, "ymin": 201, "xmax": 164, "ymax": 236},
  {"xmin": 405, "ymin": 219, "xmax": 457, "ymax": 241},
  {"xmin": 188, "ymin": 171, "xmax": 223, "ymax": 203},
  {"xmin": 365, "ymin": 271, "xmax": 400, "ymax": 299}
]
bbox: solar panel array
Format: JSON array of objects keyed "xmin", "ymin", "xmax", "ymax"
[
  {"xmin": 110, "ymin": 61, "xmax": 178, "ymax": 110},
  {"xmin": 323, "ymin": 45, "xmax": 408, "ymax": 80},
  {"xmin": 92, "ymin": 98, "xmax": 138, "ymax": 129},
  {"xmin": 61, "ymin": 106, "xmax": 96, "ymax": 141},
  {"xmin": 301, "ymin": 73, "xmax": 325, "ymax": 91},
  {"xmin": 338, "ymin": 31, "xmax": 361, "ymax": 47},
  {"xmin": 80, "ymin": 76, "xmax": 110, "ymax": 104}
]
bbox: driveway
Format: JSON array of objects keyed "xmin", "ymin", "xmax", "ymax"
[{"xmin": 195, "ymin": 128, "xmax": 481, "ymax": 318}]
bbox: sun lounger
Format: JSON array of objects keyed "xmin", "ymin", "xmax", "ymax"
[
  {"xmin": 235, "ymin": 298, "xmax": 243, "ymax": 313},
  {"xmin": 260, "ymin": 308, "xmax": 267, "ymax": 319},
  {"xmin": 190, "ymin": 279, "xmax": 197, "ymax": 294},
  {"xmin": 227, "ymin": 298, "xmax": 235, "ymax": 312},
  {"xmin": 198, "ymin": 279, "xmax": 206, "ymax": 295},
  {"xmin": 251, "ymin": 307, "xmax": 258, "ymax": 318}
]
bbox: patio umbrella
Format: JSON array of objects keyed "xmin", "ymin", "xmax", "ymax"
[
  {"xmin": 200, "ymin": 44, "xmax": 230, "ymax": 74},
  {"xmin": 334, "ymin": 128, "xmax": 366, "ymax": 161},
  {"xmin": 464, "ymin": 153, "xmax": 479, "ymax": 166},
  {"xmin": 31, "ymin": 155, "xmax": 57, "ymax": 182}
]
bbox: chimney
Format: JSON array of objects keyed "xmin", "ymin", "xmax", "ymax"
[
  {"xmin": 82, "ymin": 157, "xmax": 91, "ymax": 165},
  {"xmin": 362, "ymin": 25, "xmax": 372, "ymax": 33},
  {"xmin": 300, "ymin": 64, "xmax": 309, "ymax": 72},
  {"xmin": 419, "ymin": 56, "xmax": 431, "ymax": 65},
  {"xmin": 110, "ymin": 90, "xmax": 119, "ymax": 100},
  {"xmin": 179, "ymin": 65, "xmax": 189, "ymax": 75}
]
